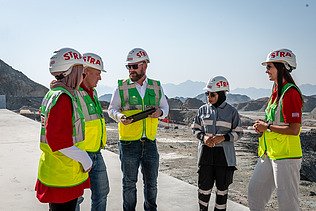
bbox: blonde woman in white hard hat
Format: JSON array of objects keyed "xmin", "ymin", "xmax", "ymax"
[
  {"xmin": 248, "ymin": 49, "xmax": 303, "ymax": 211},
  {"xmin": 191, "ymin": 76, "xmax": 243, "ymax": 210},
  {"xmin": 35, "ymin": 48, "xmax": 92, "ymax": 211}
]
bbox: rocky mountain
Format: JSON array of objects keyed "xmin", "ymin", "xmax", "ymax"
[
  {"xmin": 163, "ymin": 80, "xmax": 206, "ymax": 98},
  {"xmin": 196, "ymin": 93, "xmax": 251, "ymax": 104},
  {"xmin": 231, "ymin": 87, "xmax": 271, "ymax": 100},
  {"xmin": 99, "ymin": 93, "xmax": 112, "ymax": 102},
  {"xmin": 162, "ymin": 80, "xmax": 316, "ymax": 100},
  {"xmin": 0, "ymin": 59, "xmax": 48, "ymax": 110}
]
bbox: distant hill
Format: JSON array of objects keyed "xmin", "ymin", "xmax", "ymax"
[
  {"xmin": 231, "ymin": 87, "xmax": 271, "ymax": 100},
  {"xmin": 0, "ymin": 59, "xmax": 48, "ymax": 97},
  {"xmin": 232, "ymin": 85, "xmax": 316, "ymax": 100},
  {"xmin": 99, "ymin": 93, "xmax": 112, "ymax": 102},
  {"xmin": 195, "ymin": 93, "xmax": 251, "ymax": 105},
  {"xmin": 162, "ymin": 80, "xmax": 316, "ymax": 100},
  {"xmin": 163, "ymin": 80, "xmax": 206, "ymax": 98},
  {"xmin": 299, "ymin": 84, "xmax": 316, "ymax": 96},
  {"xmin": 0, "ymin": 59, "xmax": 48, "ymax": 110}
]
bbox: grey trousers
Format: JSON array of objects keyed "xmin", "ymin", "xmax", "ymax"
[{"xmin": 248, "ymin": 157, "xmax": 301, "ymax": 211}]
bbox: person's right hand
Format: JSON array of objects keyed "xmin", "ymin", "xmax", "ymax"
[
  {"xmin": 203, "ymin": 134, "xmax": 215, "ymax": 147},
  {"xmin": 120, "ymin": 115, "xmax": 133, "ymax": 125}
]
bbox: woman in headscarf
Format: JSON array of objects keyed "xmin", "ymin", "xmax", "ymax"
[
  {"xmin": 192, "ymin": 76, "xmax": 243, "ymax": 211},
  {"xmin": 35, "ymin": 48, "xmax": 92, "ymax": 211}
]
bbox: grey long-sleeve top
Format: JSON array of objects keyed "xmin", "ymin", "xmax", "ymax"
[{"xmin": 191, "ymin": 102, "xmax": 243, "ymax": 166}]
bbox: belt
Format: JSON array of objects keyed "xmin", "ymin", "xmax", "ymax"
[
  {"xmin": 140, "ymin": 137, "xmax": 150, "ymax": 142},
  {"xmin": 120, "ymin": 138, "xmax": 154, "ymax": 143}
]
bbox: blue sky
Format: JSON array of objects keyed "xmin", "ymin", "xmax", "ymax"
[{"xmin": 1, "ymin": 0, "xmax": 315, "ymax": 93}]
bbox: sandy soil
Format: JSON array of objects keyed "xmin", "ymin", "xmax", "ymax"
[{"xmin": 105, "ymin": 123, "xmax": 316, "ymax": 211}]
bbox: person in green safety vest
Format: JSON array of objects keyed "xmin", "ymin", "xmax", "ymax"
[
  {"xmin": 248, "ymin": 49, "xmax": 303, "ymax": 211},
  {"xmin": 75, "ymin": 52, "xmax": 109, "ymax": 210},
  {"xmin": 108, "ymin": 48, "xmax": 169, "ymax": 211}
]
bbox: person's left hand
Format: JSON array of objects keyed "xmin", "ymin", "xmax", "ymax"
[
  {"xmin": 205, "ymin": 135, "xmax": 224, "ymax": 147},
  {"xmin": 209, "ymin": 135, "xmax": 225, "ymax": 147},
  {"xmin": 149, "ymin": 108, "xmax": 162, "ymax": 118}
]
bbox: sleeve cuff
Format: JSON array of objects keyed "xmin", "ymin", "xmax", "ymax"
[{"xmin": 224, "ymin": 134, "xmax": 230, "ymax": 142}]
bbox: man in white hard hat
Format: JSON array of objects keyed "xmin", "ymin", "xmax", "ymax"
[
  {"xmin": 108, "ymin": 48, "xmax": 169, "ymax": 211},
  {"xmin": 76, "ymin": 53, "xmax": 109, "ymax": 210}
]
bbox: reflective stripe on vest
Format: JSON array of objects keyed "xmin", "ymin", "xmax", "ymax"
[
  {"xmin": 40, "ymin": 88, "xmax": 85, "ymax": 144},
  {"xmin": 38, "ymin": 87, "xmax": 88, "ymax": 187},
  {"xmin": 118, "ymin": 78, "xmax": 161, "ymax": 141},
  {"xmin": 76, "ymin": 88, "xmax": 107, "ymax": 152},
  {"xmin": 258, "ymin": 83, "xmax": 302, "ymax": 160}
]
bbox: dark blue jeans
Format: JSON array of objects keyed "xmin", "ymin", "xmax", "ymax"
[
  {"xmin": 119, "ymin": 139, "xmax": 159, "ymax": 211},
  {"xmin": 88, "ymin": 151, "xmax": 110, "ymax": 211}
]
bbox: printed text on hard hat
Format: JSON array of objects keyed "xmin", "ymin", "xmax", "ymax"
[
  {"xmin": 63, "ymin": 51, "xmax": 82, "ymax": 60},
  {"xmin": 83, "ymin": 56, "xmax": 101, "ymax": 66},
  {"xmin": 269, "ymin": 51, "xmax": 292, "ymax": 59},
  {"xmin": 137, "ymin": 51, "xmax": 147, "ymax": 58},
  {"xmin": 216, "ymin": 81, "xmax": 229, "ymax": 88}
]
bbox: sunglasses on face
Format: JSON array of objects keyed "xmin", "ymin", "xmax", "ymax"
[
  {"xmin": 205, "ymin": 92, "xmax": 217, "ymax": 97},
  {"xmin": 126, "ymin": 63, "xmax": 144, "ymax": 70}
]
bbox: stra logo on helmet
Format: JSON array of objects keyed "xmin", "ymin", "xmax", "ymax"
[
  {"xmin": 63, "ymin": 51, "xmax": 82, "ymax": 60},
  {"xmin": 136, "ymin": 50, "xmax": 147, "ymax": 58},
  {"xmin": 83, "ymin": 55, "xmax": 101, "ymax": 66},
  {"xmin": 126, "ymin": 48, "xmax": 150, "ymax": 64},
  {"xmin": 216, "ymin": 80, "xmax": 229, "ymax": 88},
  {"xmin": 269, "ymin": 50, "xmax": 292, "ymax": 59}
]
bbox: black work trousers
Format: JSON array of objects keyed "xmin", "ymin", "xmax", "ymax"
[
  {"xmin": 198, "ymin": 165, "xmax": 235, "ymax": 211},
  {"xmin": 49, "ymin": 198, "xmax": 78, "ymax": 211}
]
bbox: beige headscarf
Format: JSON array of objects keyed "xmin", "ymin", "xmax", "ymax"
[{"xmin": 50, "ymin": 65, "xmax": 84, "ymax": 96}]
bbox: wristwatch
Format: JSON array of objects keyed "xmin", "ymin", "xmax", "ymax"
[{"xmin": 267, "ymin": 123, "xmax": 272, "ymax": 132}]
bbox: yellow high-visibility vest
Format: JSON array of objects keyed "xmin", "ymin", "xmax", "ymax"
[
  {"xmin": 76, "ymin": 87, "xmax": 107, "ymax": 152},
  {"xmin": 258, "ymin": 83, "xmax": 302, "ymax": 160},
  {"xmin": 38, "ymin": 87, "xmax": 88, "ymax": 187},
  {"xmin": 118, "ymin": 78, "xmax": 161, "ymax": 141}
]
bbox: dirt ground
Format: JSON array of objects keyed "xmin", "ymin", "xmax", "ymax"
[{"xmin": 105, "ymin": 123, "xmax": 316, "ymax": 211}]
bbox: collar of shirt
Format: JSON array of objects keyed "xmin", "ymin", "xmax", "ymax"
[
  {"xmin": 80, "ymin": 83, "xmax": 95, "ymax": 102},
  {"xmin": 129, "ymin": 77, "xmax": 148, "ymax": 98}
]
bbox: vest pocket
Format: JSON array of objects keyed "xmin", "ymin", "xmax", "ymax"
[
  {"xmin": 119, "ymin": 121, "xmax": 142, "ymax": 140},
  {"xmin": 268, "ymin": 134, "xmax": 290, "ymax": 157},
  {"xmin": 146, "ymin": 117, "xmax": 159, "ymax": 139}
]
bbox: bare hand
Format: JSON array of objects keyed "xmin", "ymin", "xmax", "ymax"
[
  {"xmin": 253, "ymin": 119, "xmax": 268, "ymax": 133},
  {"xmin": 204, "ymin": 134, "xmax": 224, "ymax": 147},
  {"xmin": 120, "ymin": 115, "xmax": 133, "ymax": 125},
  {"xmin": 149, "ymin": 108, "xmax": 162, "ymax": 118}
]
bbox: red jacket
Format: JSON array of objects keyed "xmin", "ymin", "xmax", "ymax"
[{"xmin": 35, "ymin": 94, "xmax": 90, "ymax": 203}]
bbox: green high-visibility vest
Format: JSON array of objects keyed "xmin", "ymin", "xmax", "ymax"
[
  {"xmin": 118, "ymin": 78, "xmax": 162, "ymax": 141},
  {"xmin": 38, "ymin": 87, "xmax": 88, "ymax": 187},
  {"xmin": 76, "ymin": 87, "xmax": 107, "ymax": 152},
  {"xmin": 258, "ymin": 83, "xmax": 302, "ymax": 160}
]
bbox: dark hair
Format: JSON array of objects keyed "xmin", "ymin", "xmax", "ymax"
[{"xmin": 274, "ymin": 62, "xmax": 302, "ymax": 103}]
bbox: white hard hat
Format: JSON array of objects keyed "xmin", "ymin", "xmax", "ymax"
[
  {"xmin": 49, "ymin": 48, "xmax": 84, "ymax": 76},
  {"xmin": 126, "ymin": 48, "xmax": 150, "ymax": 64},
  {"xmin": 204, "ymin": 76, "xmax": 230, "ymax": 92},
  {"xmin": 262, "ymin": 49, "xmax": 296, "ymax": 71},
  {"xmin": 83, "ymin": 53, "xmax": 106, "ymax": 72}
]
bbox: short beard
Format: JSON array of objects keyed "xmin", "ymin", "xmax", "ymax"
[{"xmin": 130, "ymin": 70, "xmax": 145, "ymax": 82}]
